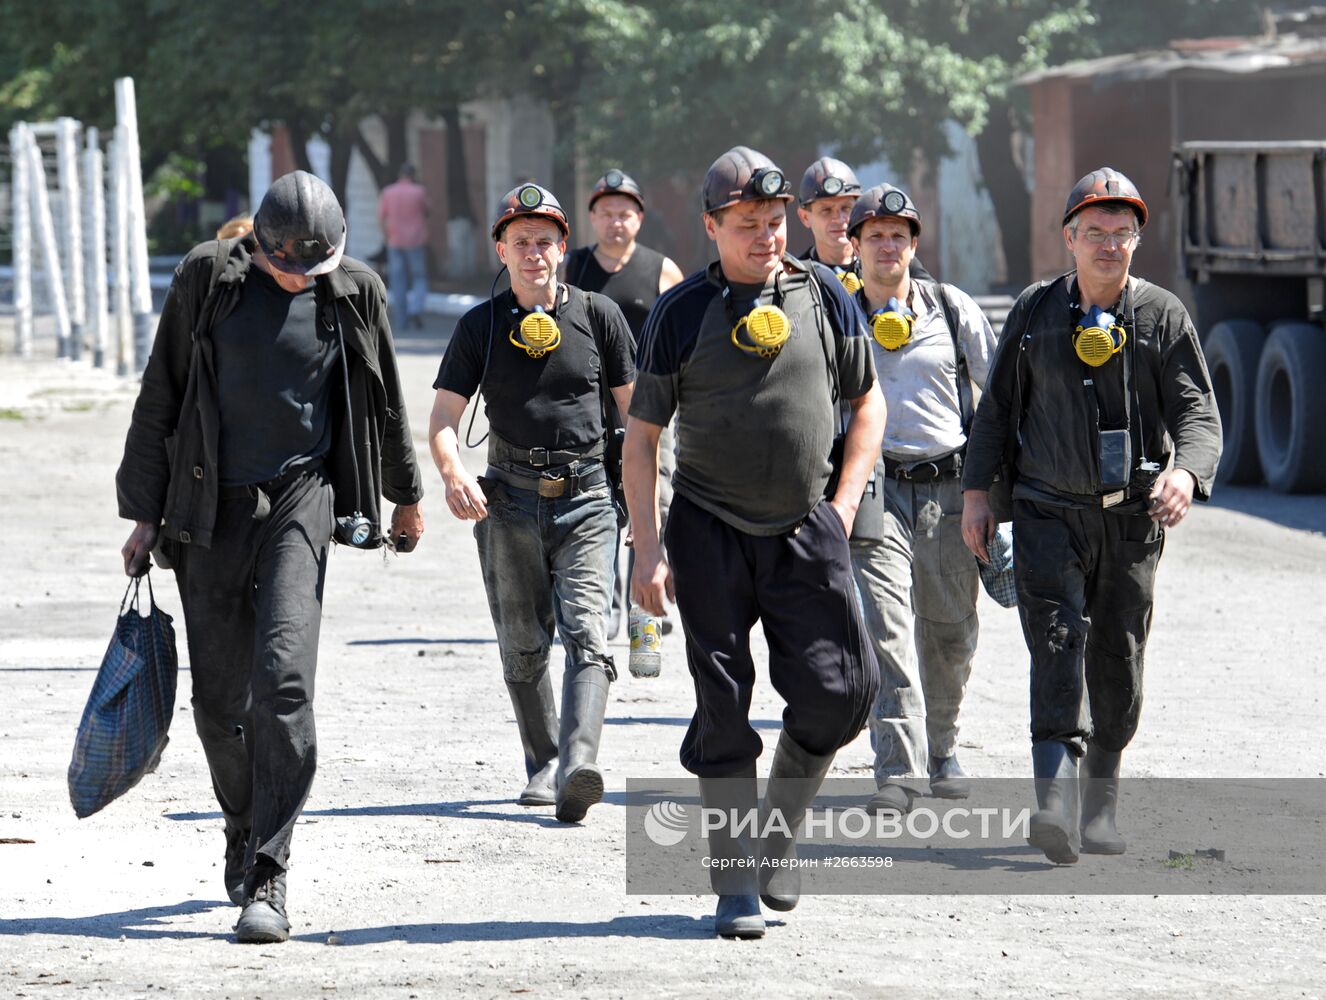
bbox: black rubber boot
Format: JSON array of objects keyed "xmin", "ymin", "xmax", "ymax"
[
  {"xmin": 928, "ymin": 753, "xmax": 971, "ymax": 799},
  {"xmin": 506, "ymin": 672, "xmax": 559, "ymax": 807},
  {"xmin": 759, "ymin": 732, "xmax": 835, "ymax": 912},
  {"xmin": 865, "ymin": 782, "xmax": 914, "ymax": 816},
  {"xmin": 1028, "ymin": 740, "xmax": 1080, "ymax": 865},
  {"xmin": 699, "ymin": 766, "xmax": 764, "ymax": 940},
  {"xmin": 235, "ymin": 865, "xmax": 290, "ymax": 944},
  {"xmin": 1080, "ymin": 744, "xmax": 1126, "ymax": 855},
  {"xmin": 554, "ymin": 663, "xmax": 612, "ymax": 823}
]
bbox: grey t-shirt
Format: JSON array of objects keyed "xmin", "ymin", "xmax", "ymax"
[{"xmin": 630, "ymin": 256, "xmax": 875, "ymax": 535}]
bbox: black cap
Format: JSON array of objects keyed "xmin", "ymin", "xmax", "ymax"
[
  {"xmin": 1063, "ymin": 167, "xmax": 1148, "ymax": 228},
  {"xmin": 491, "ymin": 183, "xmax": 570, "ymax": 240},
  {"xmin": 589, "ymin": 168, "xmax": 644, "ymax": 211},
  {"xmin": 701, "ymin": 146, "xmax": 793, "ymax": 215},
  {"xmin": 848, "ymin": 183, "xmax": 922, "ymax": 239},
  {"xmin": 253, "ymin": 170, "xmax": 346, "ymax": 276},
  {"xmin": 798, "ymin": 157, "xmax": 862, "ymax": 206}
]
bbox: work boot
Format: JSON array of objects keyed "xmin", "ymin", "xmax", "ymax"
[
  {"xmin": 506, "ymin": 673, "xmax": 559, "ymax": 807},
  {"xmin": 929, "ymin": 753, "xmax": 971, "ymax": 800},
  {"xmin": 235, "ymin": 866, "xmax": 290, "ymax": 944},
  {"xmin": 1080, "ymin": 744, "xmax": 1126, "ymax": 855},
  {"xmin": 864, "ymin": 781, "xmax": 914, "ymax": 817},
  {"xmin": 223, "ymin": 822, "xmax": 248, "ymax": 905},
  {"xmin": 1028, "ymin": 740, "xmax": 1080, "ymax": 865},
  {"xmin": 699, "ymin": 765, "xmax": 764, "ymax": 939},
  {"xmin": 759, "ymin": 732, "xmax": 835, "ymax": 912},
  {"xmin": 554, "ymin": 663, "xmax": 612, "ymax": 823}
]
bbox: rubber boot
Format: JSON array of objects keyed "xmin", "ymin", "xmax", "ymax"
[
  {"xmin": 865, "ymin": 782, "xmax": 914, "ymax": 817},
  {"xmin": 699, "ymin": 765, "xmax": 764, "ymax": 939},
  {"xmin": 506, "ymin": 672, "xmax": 559, "ymax": 807},
  {"xmin": 759, "ymin": 732, "xmax": 835, "ymax": 912},
  {"xmin": 554, "ymin": 663, "xmax": 611, "ymax": 823},
  {"xmin": 928, "ymin": 753, "xmax": 971, "ymax": 800},
  {"xmin": 1080, "ymin": 745, "xmax": 1126, "ymax": 855},
  {"xmin": 1028, "ymin": 740, "xmax": 1080, "ymax": 864}
]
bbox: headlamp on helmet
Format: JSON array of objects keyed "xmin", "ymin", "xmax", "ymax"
[
  {"xmin": 603, "ymin": 169, "xmax": 624, "ymax": 189},
  {"xmin": 822, "ymin": 176, "xmax": 844, "ymax": 197},
  {"xmin": 753, "ymin": 167, "xmax": 787, "ymax": 199},
  {"xmin": 1073, "ymin": 305, "xmax": 1126, "ymax": 367},
  {"xmin": 510, "ymin": 306, "xmax": 561, "ymax": 358},
  {"xmin": 871, "ymin": 297, "xmax": 915, "ymax": 351}
]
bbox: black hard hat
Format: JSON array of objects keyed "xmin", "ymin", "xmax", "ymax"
[
  {"xmin": 491, "ymin": 182, "xmax": 570, "ymax": 241},
  {"xmin": 253, "ymin": 170, "xmax": 346, "ymax": 276},
  {"xmin": 847, "ymin": 183, "xmax": 922, "ymax": 239},
  {"xmin": 798, "ymin": 157, "xmax": 862, "ymax": 206},
  {"xmin": 701, "ymin": 146, "xmax": 793, "ymax": 215},
  {"xmin": 588, "ymin": 168, "xmax": 644, "ymax": 211},
  {"xmin": 1062, "ymin": 167, "xmax": 1148, "ymax": 228}
]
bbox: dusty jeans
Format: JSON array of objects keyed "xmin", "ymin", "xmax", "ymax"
[
  {"xmin": 475, "ymin": 467, "xmax": 618, "ymax": 686},
  {"xmin": 851, "ymin": 473, "xmax": 979, "ymax": 786},
  {"xmin": 172, "ymin": 466, "xmax": 332, "ymax": 880}
]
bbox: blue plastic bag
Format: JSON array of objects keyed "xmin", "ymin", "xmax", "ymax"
[{"xmin": 68, "ymin": 573, "xmax": 178, "ymax": 818}]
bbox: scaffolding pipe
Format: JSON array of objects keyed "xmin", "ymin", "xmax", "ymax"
[
  {"xmin": 115, "ymin": 78, "xmax": 153, "ymax": 373},
  {"xmin": 84, "ymin": 127, "xmax": 109, "ymax": 369},
  {"xmin": 56, "ymin": 117, "xmax": 86, "ymax": 361},
  {"xmin": 10, "ymin": 125, "xmax": 34, "ymax": 357},
  {"xmin": 110, "ymin": 129, "xmax": 133, "ymax": 377}
]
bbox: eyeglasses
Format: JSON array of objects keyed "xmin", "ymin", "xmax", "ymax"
[{"xmin": 1077, "ymin": 228, "xmax": 1140, "ymax": 247}]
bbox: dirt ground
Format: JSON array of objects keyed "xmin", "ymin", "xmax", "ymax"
[{"xmin": 1, "ymin": 315, "xmax": 1324, "ymax": 999}]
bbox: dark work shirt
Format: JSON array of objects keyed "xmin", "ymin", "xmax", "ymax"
[
  {"xmin": 213, "ymin": 266, "xmax": 338, "ymax": 486},
  {"xmin": 962, "ymin": 273, "xmax": 1222, "ymax": 504},
  {"xmin": 565, "ymin": 244, "xmax": 665, "ymax": 339},
  {"xmin": 631, "ymin": 255, "xmax": 876, "ymax": 535},
  {"xmin": 433, "ymin": 285, "xmax": 635, "ymax": 451}
]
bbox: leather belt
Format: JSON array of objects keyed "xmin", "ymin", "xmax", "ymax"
[
  {"xmin": 883, "ymin": 451, "xmax": 963, "ymax": 482},
  {"xmin": 219, "ymin": 460, "xmax": 322, "ymax": 500},
  {"xmin": 488, "ymin": 433, "xmax": 605, "ymax": 469},
  {"xmin": 486, "ymin": 463, "xmax": 608, "ymax": 499}
]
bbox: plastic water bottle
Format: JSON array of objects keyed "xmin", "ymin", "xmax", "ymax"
[{"xmin": 628, "ymin": 605, "xmax": 662, "ymax": 678}]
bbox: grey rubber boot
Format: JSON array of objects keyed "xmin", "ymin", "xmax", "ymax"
[
  {"xmin": 1028, "ymin": 740, "xmax": 1080, "ymax": 865},
  {"xmin": 865, "ymin": 781, "xmax": 914, "ymax": 816},
  {"xmin": 554, "ymin": 663, "xmax": 612, "ymax": 823},
  {"xmin": 699, "ymin": 765, "xmax": 764, "ymax": 939},
  {"xmin": 1080, "ymin": 744, "xmax": 1126, "ymax": 855},
  {"xmin": 759, "ymin": 732, "xmax": 835, "ymax": 912},
  {"xmin": 928, "ymin": 753, "xmax": 971, "ymax": 799},
  {"xmin": 506, "ymin": 673, "xmax": 559, "ymax": 807}
]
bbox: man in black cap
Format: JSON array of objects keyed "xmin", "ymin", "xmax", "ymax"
[
  {"xmin": 429, "ymin": 182, "xmax": 635, "ymax": 826},
  {"xmin": 624, "ymin": 145, "xmax": 884, "ymax": 939},
  {"xmin": 962, "ymin": 167, "xmax": 1221, "ymax": 864},
  {"xmin": 117, "ymin": 169, "xmax": 425, "ymax": 942},
  {"xmin": 845, "ymin": 184, "xmax": 998, "ymax": 817},
  {"xmin": 564, "ymin": 169, "xmax": 684, "ymax": 674}
]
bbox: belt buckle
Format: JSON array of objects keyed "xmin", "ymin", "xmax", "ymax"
[
  {"xmin": 1101, "ymin": 490, "xmax": 1125, "ymax": 508},
  {"xmin": 528, "ymin": 447, "xmax": 550, "ymax": 468},
  {"xmin": 537, "ymin": 476, "xmax": 567, "ymax": 498}
]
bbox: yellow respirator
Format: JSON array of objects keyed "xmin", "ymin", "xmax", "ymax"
[
  {"xmin": 836, "ymin": 269, "xmax": 863, "ymax": 295},
  {"xmin": 871, "ymin": 297, "xmax": 914, "ymax": 351},
  {"xmin": 1073, "ymin": 306, "xmax": 1126, "ymax": 367},
  {"xmin": 731, "ymin": 304, "xmax": 792, "ymax": 358},
  {"xmin": 510, "ymin": 308, "xmax": 561, "ymax": 358}
]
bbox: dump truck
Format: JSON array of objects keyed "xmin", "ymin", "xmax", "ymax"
[{"xmin": 1174, "ymin": 141, "xmax": 1326, "ymax": 493}]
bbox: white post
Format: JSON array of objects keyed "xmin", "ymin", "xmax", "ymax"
[
  {"xmin": 10, "ymin": 125, "xmax": 34, "ymax": 357},
  {"xmin": 84, "ymin": 127, "xmax": 109, "ymax": 369},
  {"xmin": 110, "ymin": 128, "xmax": 133, "ymax": 377},
  {"xmin": 56, "ymin": 117, "xmax": 86, "ymax": 361},
  {"xmin": 115, "ymin": 78, "xmax": 153, "ymax": 373},
  {"xmin": 23, "ymin": 125, "xmax": 72, "ymax": 355}
]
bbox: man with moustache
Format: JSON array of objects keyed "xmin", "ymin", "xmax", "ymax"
[
  {"xmin": 846, "ymin": 184, "xmax": 998, "ymax": 816},
  {"xmin": 564, "ymin": 169, "xmax": 684, "ymax": 672},
  {"xmin": 961, "ymin": 168, "xmax": 1221, "ymax": 864},
  {"xmin": 624, "ymin": 146, "xmax": 884, "ymax": 939},
  {"xmin": 428, "ymin": 183, "xmax": 635, "ymax": 824}
]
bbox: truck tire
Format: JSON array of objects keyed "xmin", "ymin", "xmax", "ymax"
[
  {"xmin": 1255, "ymin": 322, "xmax": 1326, "ymax": 493},
  {"xmin": 1204, "ymin": 320, "xmax": 1266, "ymax": 484}
]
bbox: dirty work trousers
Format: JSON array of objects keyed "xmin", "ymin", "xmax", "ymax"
[
  {"xmin": 666, "ymin": 493, "xmax": 880, "ymax": 778},
  {"xmin": 172, "ymin": 466, "xmax": 332, "ymax": 881},
  {"xmin": 1013, "ymin": 498, "xmax": 1164, "ymax": 756},
  {"xmin": 851, "ymin": 473, "xmax": 979, "ymax": 786}
]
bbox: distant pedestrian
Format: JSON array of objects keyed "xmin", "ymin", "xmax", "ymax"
[{"xmin": 378, "ymin": 163, "xmax": 431, "ymax": 330}]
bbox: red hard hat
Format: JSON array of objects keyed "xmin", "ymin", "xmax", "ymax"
[
  {"xmin": 491, "ymin": 183, "xmax": 569, "ymax": 241},
  {"xmin": 1062, "ymin": 168, "xmax": 1148, "ymax": 228}
]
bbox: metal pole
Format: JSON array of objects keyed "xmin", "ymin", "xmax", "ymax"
[
  {"xmin": 115, "ymin": 78, "xmax": 153, "ymax": 373},
  {"xmin": 84, "ymin": 127, "xmax": 109, "ymax": 369},
  {"xmin": 56, "ymin": 117, "xmax": 86, "ymax": 362},
  {"xmin": 10, "ymin": 124, "xmax": 34, "ymax": 357},
  {"xmin": 110, "ymin": 128, "xmax": 132, "ymax": 377},
  {"xmin": 23, "ymin": 125, "xmax": 72, "ymax": 355}
]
